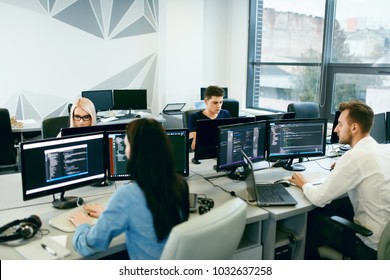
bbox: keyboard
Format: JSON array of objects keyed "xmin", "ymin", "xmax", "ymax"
[
  {"xmin": 49, "ymin": 196, "xmax": 109, "ymax": 233},
  {"xmin": 256, "ymin": 184, "xmax": 283, "ymax": 202}
]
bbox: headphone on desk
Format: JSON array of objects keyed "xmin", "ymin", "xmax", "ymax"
[
  {"xmin": 0, "ymin": 215, "xmax": 42, "ymax": 243},
  {"xmin": 198, "ymin": 197, "xmax": 214, "ymax": 215}
]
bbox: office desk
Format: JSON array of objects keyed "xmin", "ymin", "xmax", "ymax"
[
  {"xmin": 0, "ymin": 154, "xmax": 336, "ymax": 260},
  {"xmin": 12, "ymin": 120, "xmax": 42, "ymax": 142},
  {"xmin": 0, "ymin": 165, "xmax": 269, "ymax": 260},
  {"xmin": 188, "ymin": 155, "xmax": 336, "ymax": 260}
]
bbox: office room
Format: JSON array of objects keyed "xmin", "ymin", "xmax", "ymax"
[{"xmin": 1, "ymin": 0, "xmax": 389, "ymax": 278}]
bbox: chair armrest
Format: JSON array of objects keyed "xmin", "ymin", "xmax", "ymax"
[{"xmin": 330, "ymin": 216, "xmax": 373, "ymax": 237}]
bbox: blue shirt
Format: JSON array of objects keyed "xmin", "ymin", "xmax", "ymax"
[
  {"xmin": 188, "ymin": 109, "xmax": 231, "ymax": 133},
  {"xmin": 73, "ymin": 182, "xmax": 166, "ymax": 259}
]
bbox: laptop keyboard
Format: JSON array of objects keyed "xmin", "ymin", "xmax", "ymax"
[{"xmin": 256, "ymin": 184, "xmax": 284, "ymax": 202}]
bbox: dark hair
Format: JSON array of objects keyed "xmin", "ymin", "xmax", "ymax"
[
  {"xmin": 339, "ymin": 100, "xmax": 374, "ymax": 133},
  {"xmin": 126, "ymin": 118, "xmax": 189, "ymax": 241},
  {"xmin": 204, "ymin": 85, "xmax": 225, "ymax": 100}
]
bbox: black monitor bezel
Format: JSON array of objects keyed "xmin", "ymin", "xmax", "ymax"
[
  {"xmin": 255, "ymin": 112, "xmax": 295, "ymax": 121},
  {"xmin": 216, "ymin": 120, "xmax": 267, "ymax": 172},
  {"xmin": 112, "ymin": 89, "xmax": 147, "ymax": 110},
  {"xmin": 20, "ymin": 132, "xmax": 106, "ymax": 202},
  {"xmin": 194, "ymin": 117, "xmax": 240, "ymax": 161},
  {"xmin": 267, "ymin": 118, "xmax": 328, "ymax": 161},
  {"xmin": 81, "ymin": 89, "xmax": 113, "ymax": 112},
  {"xmin": 371, "ymin": 112, "xmax": 387, "ymax": 144},
  {"xmin": 166, "ymin": 128, "xmax": 190, "ymax": 177}
]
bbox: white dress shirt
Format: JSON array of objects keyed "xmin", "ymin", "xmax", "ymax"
[{"xmin": 302, "ymin": 136, "xmax": 390, "ymax": 250}]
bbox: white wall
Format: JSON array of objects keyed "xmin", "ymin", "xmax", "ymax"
[{"xmin": 0, "ymin": 0, "xmax": 250, "ymax": 118}]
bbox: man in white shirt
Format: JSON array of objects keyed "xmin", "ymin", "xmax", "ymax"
[{"xmin": 290, "ymin": 100, "xmax": 390, "ymax": 259}]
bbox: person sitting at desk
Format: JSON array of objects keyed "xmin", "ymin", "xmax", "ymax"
[
  {"xmin": 69, "ymin": 118, "xmax": 190, "ymax": 259},
  {"xmin": 188, "ymin": 85, "xmax": 231, "ymax": 151},
  {"xmin": 57, "ymin": 97, "xmax": 97, "ymax": 137},
  {"xmin": 289, "ymin": 100, "xmax": 390, "ymax": 259},
  {"xmin": 69, "ymin": 97, "xmax": 97, "ymax": 128}
]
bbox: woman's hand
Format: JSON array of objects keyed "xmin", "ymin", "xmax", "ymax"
[
  {"xmin": 69, "ymin": 211, "xmax": 91, "ymax": 227},
  {"xmin": 83, "ymin": 203, "xmax": 105, "ymax": 218}
]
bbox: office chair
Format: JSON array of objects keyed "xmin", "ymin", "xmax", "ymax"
[
  {"xmin": 222, "ymin": 98, "xmax": 239, "ymax": 117},
  {"xmin": 41, "ymin": 116, "xmax": 69, "ymax": 138},
  {"xmin": 182, "ymin": 109, "xmax": 199, "ymax": 129},
  {"xmin": 0, "ymin": 108, "xmax": 18, "ymax": 172},
  {"xmin": 287, "ymin": 102, "xmax": 320, "ymax": 119},
  {"xmin": 160, "ymin": 198, "xmax": 247, "ymax": 260},
  {"xmin": 317, "ymin": 216, "xmax": 390, "ymax": 260}
]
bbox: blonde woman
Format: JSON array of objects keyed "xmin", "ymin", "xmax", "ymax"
[{"xmin": 69, "ymin": 97, "xmax": 97, "ymax": 127}]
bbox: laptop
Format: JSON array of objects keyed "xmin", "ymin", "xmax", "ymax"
[
  {"xmin": 162, "ymin": 103, "xmax": 186, "ymax": 115},
  {"xmin": 241, "ymin": 150, "xmax": 297, "ymax": 207},
  {"xmin": 194, "ymin": 101, "xmax": 206, "ymax": 110}
]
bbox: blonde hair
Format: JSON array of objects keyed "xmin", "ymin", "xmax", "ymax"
[{"xmin": 69, "ymin": 97, "xmax": 97, "ymax": 127}]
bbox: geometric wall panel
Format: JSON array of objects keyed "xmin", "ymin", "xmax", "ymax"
[
  {"xmin": 2, "ymin": 0, "xmax": 158, "ymax": 39},
  {"xmin": 0, "ymin": 0, "xmax": 159, "ymax": 119}
]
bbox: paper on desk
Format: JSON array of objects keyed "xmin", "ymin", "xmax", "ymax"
[
  {"xmin": 15, "ymin": 236, "xmax": 71, "ymax": 260},
  {"xmin": 17, "ymin": 119, "xmax": 36, "ymax": 124}
]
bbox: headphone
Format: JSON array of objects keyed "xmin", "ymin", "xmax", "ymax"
[
  {"xmin": 198, "ymin": 197, "xmax": 214, "ymax": 215},
  {"xmin": 0, "ymin": 215, "xmax": 42, "ymax": 243}
]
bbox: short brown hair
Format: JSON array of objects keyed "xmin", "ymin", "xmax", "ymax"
[
  {"xmin": 204, "ymin": 86, "xmax": 225, "ymax": 100},
  {"xmin": 339, "ymin": 100, "xmax": 374, "ymax": 133}
]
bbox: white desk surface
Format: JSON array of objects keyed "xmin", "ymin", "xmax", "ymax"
[{"xmin": 0, "ymin": 152, "xmax": 337, "ymax": 260}]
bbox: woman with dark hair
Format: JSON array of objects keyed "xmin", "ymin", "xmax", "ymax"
[{"xmin": 69, "ymin": 118, "xmax": 189, "ymax": 259}]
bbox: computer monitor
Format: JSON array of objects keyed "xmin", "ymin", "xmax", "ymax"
[
  {"xmin": 81, "ymin": 89, "xmax": 113, "ymax": 112},
  {"xmin": 20, "ymin": 133, "xmax": 106, "ymax": 209},
  {"xmin": 255, "ymin": 112, "xmax": 295, "ymax": 121},
  {"xmin": 329, "ymin": 110, "xmax": 341, "ymax": 144},
  {"xmin": 371, "ymin": 112, "xmax": 387, "ymax": 144},
  {"xmin": 166, "ymin": 129, "xmax": 189, "ymax": 177},
  {"xmin": 267, "ymin": 118, "xmax": 327, "ymax": 171},
  {"xmin": 113, "ymin": 89, "xmax": 147, "ymax": 110},
  {"xmin": 217, "ymin": 121, "xmax": 267, "ymax": 179},
  {"xmin": 106, "ymin": 129, "xmax": 189, "ymax": 180},
  {"xmin": 61, "ymin": 123, "xmax": 127, "ymax": 137},
  {"xmin": 194, "ymin": 118, "xmax": 240, "ymax": 161},
  {"xmin": 107, "ymin": 131, "xmax": 128, "ymax": 181},
  {"xmin": 200, "ymin": 87, "xmax": 228, "ymax": 100},
  {"xmin": 387, "ymin": 112, "xmax": 390, "ymax": 143}
]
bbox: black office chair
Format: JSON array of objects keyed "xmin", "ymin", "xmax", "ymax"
[
  {"xmin": 182, "ymin": 109, "xmax": 199, "ymax": 129},
  {"xmin": 222, "ymin": 98, "xmax": 239, "ymax": 118},
  {"xmin": 42, "ymin": 116, "xmax": 70, "ymax": 138},
  {"xmin": 0, "ymin": 108, "xmax": 18, "ymax": 172},
  {"xmin": 317, "ymin": 216, "xmax": 390, "ymax": 260},
  {"xmin": 287, "ymin": 102, "xmax": 320, "ymax": 119}
]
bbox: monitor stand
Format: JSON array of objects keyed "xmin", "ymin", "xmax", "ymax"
[
  {"xmin": 92, "ymin": 179, "xmax": 113, "ymax": 187},
  {"xmin": 52, "ymin": 192, "xmax": 84, "ymax": 209},
  {"xmin": 283, "ymin": 158, "xmax": 306, "ymax": 171}
]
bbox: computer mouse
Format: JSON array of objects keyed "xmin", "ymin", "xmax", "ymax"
[{"xmin": 274, "ymin": 178, "xmax": 292, "ymax": 187}]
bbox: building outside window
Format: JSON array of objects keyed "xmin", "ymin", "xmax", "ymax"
[{"xmin": 247, "ymin": 0, "xmax": 390, "ymax": 117}]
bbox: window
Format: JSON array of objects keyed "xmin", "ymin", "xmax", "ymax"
[
  {"xmin": 247, "ymin": 0, "xmax": 326, "ymax": 112},
  {"xmin": 248, "ymin": 0, "xmax": 390, "ymax": 117}
]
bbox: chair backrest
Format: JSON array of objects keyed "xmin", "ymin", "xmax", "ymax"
[
  {"xmin": 222, "ymin": 98, "xmax": 239, "ymax": 117},
  {"xmin": 287, "ymin": 102, "xmax": 320, "ymax": 119},
  {"xmin": 0, "ymin": 108, "xmax": 17, "ymax": 165},
  {"xmin": 182, "ymin": 109, "xmax": 199, "ymax": 129},
  {"xmin": 160, "ymin": 198, "xmax": 247, "ymax": 260},
  {"xmin": 378, "ymin": 220, "xmax": 390, "ymax": 260},
  {"xmin": 42, "ymin": 116, "xmax": 70, "ymax": 138}
]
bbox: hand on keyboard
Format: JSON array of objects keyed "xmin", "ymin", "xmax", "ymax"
[
  {"xmin": 83, "ymin": 203, "xmax": 105, "ymax": 218},
  {"xmin": 68, "ymin": 211, "xmax": 92, "ymax": 227}
]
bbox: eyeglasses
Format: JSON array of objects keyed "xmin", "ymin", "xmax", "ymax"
[{"xmin": 73, "ymin": 114, "xmax": 91, "ymax": 121}]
